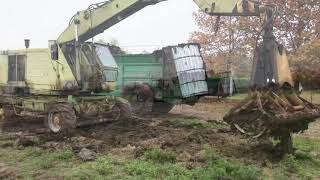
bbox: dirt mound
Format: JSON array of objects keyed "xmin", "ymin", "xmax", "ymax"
[
  {"xmin": 3, "ymin": 114, "xmax": 273, "ymax": 166},
  {"xmin": 1, "ymin": 101, "xmax": 297, "ymax": 167}
]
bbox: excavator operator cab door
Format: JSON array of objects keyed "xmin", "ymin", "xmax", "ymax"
[{"xmin": 93, "ymin": 44, "xmax": 119, "ymax": 92}]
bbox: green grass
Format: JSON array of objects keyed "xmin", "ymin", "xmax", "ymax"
[
  {"xmin": 300, "ymin": 90, "xmax": 320, "ymax": 104},
  {"xmin": 124, "ymin": 147, "xmax": 261, "ymax": 180},
  {"xmin": 65, "ymin": 156, "xmax": 117, "ymax": 180},
  {"xmin": 0, "ymin": 132, "xmax": 319, "ymax": 179},
  {"xmin": 228, "ymin": 93, "xmax": 248, "ymax": 100},
  {"xmin": 0, "ymin": 146, "xmax": 76, "ymax": 179},
  {"xmin": 264, "ymin": 137, "xmax": 320, "ymax": 179},
  {"xmin": 294, "ymin": 137, "xmax": 320, "ymax": 153},
  {"xmin": 226, "ymin": 90, "xmax": 320, "ymax": 104},
  {"xmin": 194, "ymin": 145, "xmax": 262, "ymax": 180},
  {"xmin": 144, "ymin": 148, "xmax": 177, "ymax": 163},
  {"xmin": 168, "ymin": 117, "xmax": 227, "ymax": 130}
]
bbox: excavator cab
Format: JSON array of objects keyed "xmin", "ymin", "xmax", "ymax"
[
  {"xmin": 59, "ymin": 42, "xmax": 118, "ymax": 93},
  {"xmin": 92, "ymin": 43, "xmax": 118, "ymax": 92}
]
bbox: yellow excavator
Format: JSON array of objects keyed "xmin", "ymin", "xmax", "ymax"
[{"xmin": 0, "ymin": 0, "xmax": 319, "ymax": 153}]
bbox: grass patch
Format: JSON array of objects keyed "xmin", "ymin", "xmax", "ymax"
[
  {"xmin": 125, "ymin": 146, "xmax": 261, "ymax": 180},
  {"xmin": 193, "ymin": 146, "xmax": 262, "ymax": 180},
  {"xmin": 124, "ymin": 160, "xmax": 192, "ymax": 180},
  {"xmin": 294, "ymin": 137, "xmax": 320, "ymax": 153},
  {"xmin": 272, "ymin": 137, "xmax": 320, "ymax": 179},
  {"xmin": 169, "ymin": 117, "xmax": 227, "ymax": 129},
  {"xmin": 227, "ymin": 93, "xmax": 248, "ymax": 100},
  {"xmin": 279, "ymin": 154, "xmax": 320, "ymax": 179},
  {"xmin": 65, "ymin": 156, "xmax": 116, "ymax": 179},
  {"xmin": 0, "ymin": 131, "xmax": 319, "ymax": 179},
  {"xmin": 0, "ymin": 146, "xmax": 76, "ymax": 179},
  {"xmin": 281, "ymin": 153, "xmax": 319, "ymax": 177},
  {"xmin": 300, "ymin": 91, "xmax": 320, "ymax": 104},
  {"xmin": 144, "ymin": 148, "xmax": 177, "ymax": 163}
]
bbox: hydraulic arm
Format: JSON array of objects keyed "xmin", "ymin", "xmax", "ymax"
[
  {"xmin": 57, "ymin": 0, "xmax": 164, "ymax": 44},
  {"xmin": 58, "ymin": 0, "xmax": 263, "ymax": 44}
]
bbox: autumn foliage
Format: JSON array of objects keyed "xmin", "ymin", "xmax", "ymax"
[
  {"xmin": 290, "ymin": 39, "xmax": 320, "ymax": 88},
  {"xmin": 190, "ymin": 0, "xmax": 320, "ymax": 88}
]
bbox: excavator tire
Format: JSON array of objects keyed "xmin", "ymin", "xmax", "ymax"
[
  {"xmin": 0, "ymin": 163, "xmax": 17, "ymax": 180},
  {"xmin": 45, "ymin": 103, "xmax": 76, "ymax": 133},
  {"xmin": 0, "ymin": 105, "xmax": 21, "ymax": 131}
]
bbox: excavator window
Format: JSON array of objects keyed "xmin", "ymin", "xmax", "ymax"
[
  {"xmin": 8, "ymin": 55, "xmax": 25, "ymax": 82},
  {"xmin": 95, "ymin": 45, "xmax": 118, "ymax": 68},
  {"xmin": 94, "ymin": 44, "xmax": 119, "ymax": 82}
]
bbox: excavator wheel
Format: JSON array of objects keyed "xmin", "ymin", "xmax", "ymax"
[
  {"xmin": 0, "ymin": 163, "xmax": 17, "ymax": 180},
  {"xmin": 45, "ymin": 103, "xmax": 76, "ymax": 133},
  {"xmin": 0, "ymin": 105, "xmax": 21, "ymax": 131}
]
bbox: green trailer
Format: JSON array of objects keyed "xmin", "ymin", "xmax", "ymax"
[
  {"xmin": 110, "ymin": 54, "xmax": 162, "ymax": 97},
  {"xmin": 105, "ymin": 44, "xmax": 209, "ymax": 114}
]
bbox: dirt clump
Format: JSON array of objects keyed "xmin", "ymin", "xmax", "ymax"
[
  {"xmin": 15, "ymin": 135, "xmax": 41, "ymax": 147},
  {"xmin": 78, "ymin": 148, "xmax": 97, "ymax": 161}
]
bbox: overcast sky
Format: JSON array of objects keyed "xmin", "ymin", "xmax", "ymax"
[{"xmin": 0, "ymin": 0, "xmax": 200, "ymax": 53}]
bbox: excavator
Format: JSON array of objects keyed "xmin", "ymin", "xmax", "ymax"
[{"xmin": 0, "ymin": 0, "xmax": 319, "ymax": 153}]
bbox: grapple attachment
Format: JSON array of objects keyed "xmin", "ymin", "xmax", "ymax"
[
  {"xmin": 224, "ymin": 39, "xmax": 320, "ymax": 154},
  {"xmin": 224, "ymin": 89, "xmax": 320, "ymax": 139}
]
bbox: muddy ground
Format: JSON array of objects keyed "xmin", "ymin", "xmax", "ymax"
[{"xmin": 0, "ymin": 99, "xmax": 319, "ymax": 179}]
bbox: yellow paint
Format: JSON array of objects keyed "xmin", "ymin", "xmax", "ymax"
[
  {"xmin": 0, "ymin": 47, "xmax": 78, "ymax": 95},
  {"xmin": 275, "ymin": 48, "xmax": 294, "ymax": 87}
]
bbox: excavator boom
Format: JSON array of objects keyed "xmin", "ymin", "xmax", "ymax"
[
  {"xmin": 57, "ymin": 0, "xmax": 263, "ymax": 45},
  {"xmin": 57, "ymin": 0, "xmax": 164, "ymax": 44}
]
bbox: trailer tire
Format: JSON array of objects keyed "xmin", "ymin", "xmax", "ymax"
[
  {"xmin": 45, "ymin": 103, "xmax": 76, "ymax": 133},
  {"xmin": 152, "ymin": 102, "xmax": 174, "ymax": 114},
  {"xmin": 116, "ymin": 98, "xmax": 132, "ymax": 121},
  {"xmin": 122, "ymin": 83, "xmax": 154, "ymax": 116}
]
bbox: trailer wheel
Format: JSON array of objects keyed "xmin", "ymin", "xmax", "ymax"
[
  {"xmin": 45, "ymin": 104, "xmax": 76, "ymax": 133},
  {"xmin": 152, "ymin": 102, "xmax": 174, "ymax": 114},
  {"xmin": 122, "ymin": 83, "xmax": 154, "ymax": 116},
  {"xmin": 115, "ymin": 98, "xmax": 132, "ymax": 121}
]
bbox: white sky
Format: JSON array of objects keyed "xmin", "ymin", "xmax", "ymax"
[{"xmin": 0, "ymin": 0, "xmax": 200, "ymax": 53}]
